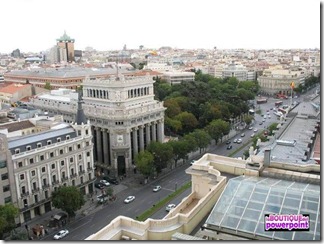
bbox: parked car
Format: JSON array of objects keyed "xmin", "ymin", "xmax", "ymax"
[
  {"xmin": 259, "ymin": 122, "xmax": 263, "ymax": 125},
  {"xmin": 103, "ymin": 176, "xmax": 119, "ymax": 185},
  {"xmin": 253, "ymin": 128, "xmax": 258, "ymax": 132},
  {"xmin": 100, "ymin": 180, "xmax": 110, "ymax": 186},
  {"xmin": 237, "ymin": 139, "xmax": 242, "ymax": 144},
  {"xmin": 241, "ymin": 133, "xmax": 245, "ymax": 137},
  {"xmin": 95, "ymin": 182, "xmax": 104, "ymax": 189},
  {"xmin": 226, "ymin": 140, "xmax": 231, "ymax": 144},
  {"xmin": 233, "ymin": 139, "xmax": 238, "ymax": 143},
  {"xmin": 124, "ymin": 196, "xmax": 135, "ymax": 203},
  {"xmin": 251, "ymin": 133, "xmax": 255, "ymax": 138},
  {"xmin": 226, "ymin": 145, "xmax": 233, "ymax": 150},
  {"xmin": 166, "ymin": 203, "xmax": 176, "ymax": 212},
  {"xmin": 153, "ymin": 185, "xmax": 162, "ymax": 192},
  {"xmin": 248, "ymin": 127, "xmax": 253, "ymax": 130},
  {"xmin": 53, "ymin": 229, "xmax": 69, "ymax": 240}
]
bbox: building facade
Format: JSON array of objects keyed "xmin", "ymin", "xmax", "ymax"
[
  {"xmin": 0, "ymin": 116, "xmax": 95, "ymax": 224},
  {"xmin": 28, "ymin": 74, "xmax": 166, "ymax": 177},
  {"xmin": 56, "ymin": 31, "xmax": 75, "ymax": 63}
]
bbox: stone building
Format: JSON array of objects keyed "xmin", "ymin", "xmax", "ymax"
[
  {"xmin": 28, "ymin": 74, "xmax": 166, "ymax": 177},
  {"xmin": 0, "ymin": 108, "xmax": 95, "ymax": 224}
]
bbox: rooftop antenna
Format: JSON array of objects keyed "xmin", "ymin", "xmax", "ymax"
[{"xmin": 116, "ymin": 53, "xmax": 119, "ymax": 80}]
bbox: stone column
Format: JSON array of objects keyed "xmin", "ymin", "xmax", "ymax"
[
  {"xmin": 96, "ymin": 127, "xmax": 103, "ymax": 163},
  {"xmin": 157, "ymin": 121, "xmax": 164, "ymax": 143},
  {"xmin": 132, "ymin": 128, "xmax": 138, "ymax": 156},
  {"xmin": 145, "ymin": 124, "xmax": 151, "ymax": 146},
  {"xmin": 152, "ymin": 122, "xmax": 157, "ymax": 142},
  {"xmin": 102, "ymin": 128, "xmax": 109, "ymax": 165},
  {"xmin": 139, "ymin": 126, "xmax": 144, "ymax": 151}
]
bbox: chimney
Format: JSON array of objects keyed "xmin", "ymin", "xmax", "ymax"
[{"xmin": 264, "ymin": 149, "xmax": 271, "ymax": 166}]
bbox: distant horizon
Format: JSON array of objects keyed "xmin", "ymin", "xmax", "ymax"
[{"xmin": 1, "ymin": 0, "xmax": 320, "ymax": 54}]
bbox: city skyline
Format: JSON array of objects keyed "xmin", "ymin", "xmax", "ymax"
[{"xmin": 0, "ymin": 0, "xmax": 321, "ymax": 54}]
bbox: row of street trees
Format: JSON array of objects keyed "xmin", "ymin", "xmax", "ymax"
[{"xmin": 133, "ymin": 71, "xmax": 260, "ymax": 178}]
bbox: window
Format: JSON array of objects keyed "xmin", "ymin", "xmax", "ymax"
[
  {"xmin": 21, "ymin": 186, "xmax": 26, "ymax": 194},
  {"xmin": 60, "ymin": 149, "xmax": 64, "ymax": 155},
  {"xmin": 18, "ymin": 161, "xmax": 23, "ymax": 167},
  {"xmin": 29, "ymin": 158, "xmax": 34, "ymax": 164},
  {"xmin": 41, "ymin": 167, "xmax": 46, "ymax": 173},
  {"xmin": 78, "ymin": 154, "xmax": 82, "ymax": 160},
  {"xmin": 69, "ymin": 146, "xmax": 73, "ymax": 152},
  {"xmin": 34, "ymin": 195, "xmax": 38, "ymax": 203},
  {"xmin": 15, "ymin": 149, "xmax": 20, "ymax": 154},
  {"xmin": 77, "ymin": 144, "xmax": 81, "ymax": 149},
  {"xmin": 37, "ymin": 143, "xmax": 42, "ymax": 148},
  {"xmin": 1, "ymin": 173, "xmax": 8, "ymax": 180},
  {"xmin": 3, "ymin": 185, "xmax": 10, "ymax": 192},
  {"xmin": 31, "ymin": 170, "xmax": 36, "ymax": 176},
  {"xmin": 57, "ymin": 137, "xmax": 61, "ymax": 142},
  {"xmin": 40, "ymin": 155, "xmax": 44, "ymax": 161},
  {"xmin": 86, "ymin": 141, "xmax": 90, "ymax": 146},
  {"xmin": 33, "ymin": 182, "xmax": 37, "ymax": 190},
  {"xmin": 20, "ymin": 174, "xmax": 25, "ymax": 180},
  {"xmin": 72, "ymin": 180, "xmax": 75, "ymax": 186},
  {"xmin": 50, "ymin": 152, "xmax": 54, "ymax": 158},
  {"xmin": 52, "ymin": 175, "xmax": 56, "ymax": 183},
  {"xmin": 70, "ymin": 157, "xmax": 73, "ymax": 163},
  {"xmin": 4, "ymin": 196, "xmax": 11, "ymax": 204},
  {"xmin": 44, "ymin": 191, "xmax": 48, "ymax": 199},
  {"xmin": 80, "ymin": 176, "xmax": 83, "ymax": 184},
  {"xmin": 86, "ymin": 129, "xmax": 89, "ymax": 135},
  {"xmin": 47, "ymin": 140, "xmax": 52, "ymax": 145},
  {"xmin": 61, "ymin": 160, "xmax": 64, "ymax": 166},
  {"xmin": 43, "ymin": 178, "xmax": 47, "ymax": 186},
  {"xmin": 51, "ymin": 163, "xmax": 55, "ymax": 169},
  {"xmin": 0, "ymin": 160, "xmax": 7, "ymax": 168},
  {"xmin": 66, "ymin": 135, "xmax": 70, "ymax": 140},
  {"xmin": 86, "ymin": 152, "xmax": 90, "ymax": 157},
  {"xmin": 26, "ymin": 146, "xmax": 31, "ymax": 151}
]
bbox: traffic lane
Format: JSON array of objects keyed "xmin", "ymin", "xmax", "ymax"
[{"xmin": 150, "ymin": 188, "xmax": 191, "ymax": 219}]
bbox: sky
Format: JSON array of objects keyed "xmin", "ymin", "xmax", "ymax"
[{"xmin": 0, "ymin": 0, "xmax": 321, "ymax": 53}]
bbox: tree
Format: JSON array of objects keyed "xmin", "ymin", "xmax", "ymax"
[
  {"xmin": 174, "ymin": 111, "xmax": 198, "ymax": 134},
  {"xmin": 190, "ymin": 129, "xmax": 211, "ymax": 153},
  {"xmin": 243, "ymin": 114, "xmax": 254, "ymax": 126},
  {"xmin": 44, "ymin": 82, "xmax": 51, "ymax": 90},
  {"xmin": 0, "ymin": 204, "xmax": 19, "ymax": 239},
  {"xmin": 147, "ymin": 142, "xmax": 173, "ymax": 173},
  {"xmin": 169, "ymin": 140, "xmax": 190, "ymax": 167},
  {"xmin": 205, "ymin": 119, "xmax": 230, "ymax": 144},
  {"xmin": 51, "ymin": 186, "xmax": 85, "ymax": 220},
  {"xmin": 164, "ymin": 99, "xmax": 181, "ymax": 118},
  {"xmin": 134, "ymin": 150, "xmax": 154, "ymax": 177}
]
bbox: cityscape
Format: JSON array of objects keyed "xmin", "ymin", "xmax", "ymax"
[{"xmin": 0, "ymin": 1, "xmax": 321, "ymax": 241}]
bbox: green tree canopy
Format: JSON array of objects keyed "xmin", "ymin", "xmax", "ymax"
[
  {"xmin": 51, "ymin": 186, "xmax": 85, "ymax": 219},
  {"xmin": 205, "ymin": 119, "xmax": 230, "ymax": 144},
  {"xmin": 168, "ymin": 140, "xmax": 190, "ymax": 166},
  {"xmin": 44, "ymin": 82, "xmax": 52, "ymax": 90},
  {"xmin": 0, "ymin": 204, "xmax": 19, "ymax": 239},
  {"xmin": 147, "ymin": 141, "xmax": 173, "ymax": 173},
  {"xmin": 134, "ymin": 150, "xmax": 154, "ymax": 177},
  {"xmin": 174, "ymin": 111, "xmax": 198, "ymax": 134},
  {"xmin": 190, "ymin": 129, "xmax": 211, "ymax": 153}
]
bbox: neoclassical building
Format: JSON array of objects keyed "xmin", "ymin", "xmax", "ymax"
[
  {"xmin": 28, "ymin": 74, "xmax": 166, "ymax": 177},
  {"xmin": 0, "ymin": 113, "xmax": 95, "ymax": 224}
]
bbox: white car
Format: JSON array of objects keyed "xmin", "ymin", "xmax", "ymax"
[
  {"xmin": 248, "ymin": 126, "xmax": 253, "ymax": 130},
  {"xmin": 166, "ymin": 203, "xmax": 176, "ymax": 212},
  {"xmin": 124, "ymin": 196, "xmax": 135, "ymax": 203},
  {"xmin": 153, "ymin": 185, "xmax": 162, "ymax": 192},
  {"xmin": 53, "ymin": 229, "xmax": 69, "ymax": 240},
  {"xmin": 233, "ymin": 138, "xmax": 238, "ymax": 143},
  {"xmin": 251, "ymin": 133, "xmax": 255, "ymax": 138},
  {"xmin": 237, "ymin": 139, "xmax": 242, "ymax": 144},
  {"xmin": 253, "ymin": 128, "xmax": 258, "ymax": 132},
  {"xmin": 100, "ymin": 180, "xmax": 110, "ymax": 186}
]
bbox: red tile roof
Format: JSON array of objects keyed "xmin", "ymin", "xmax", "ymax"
[{"xmin": 0, "ymin": 84, "xmax": 31, "ymax": 94}]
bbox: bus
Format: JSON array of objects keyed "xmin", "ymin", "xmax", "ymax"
[
  {"xmin": 256, "ymin": 98, "xmax": 268, "ymax": 104},
  {"xmin": 275, "ymin": 101, "xmax": 283, "ymax": 107},
  {"xmin": 278, "ymin": 107, "xmax": 287, "ymax": 114}
]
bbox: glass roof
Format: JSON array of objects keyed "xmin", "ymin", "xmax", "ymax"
[{"xmin": 205, "ymin": 175, "xmax": 320, "ymax": 240}]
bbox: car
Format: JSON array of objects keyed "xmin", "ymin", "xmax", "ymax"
[
  {"xmin": 226, "ymin": 145, "xmax": 233, "ymax": 150},
  {"xmin": 251, "ymin": 133, "xmax": 255, "ymax": 138},
  {"xmin": 259, "ymin": 122, "xmax": 263, "ymax": 125},
  {"xmin": 100, "ymin": 180, "xmax": 110, "ymax": 186},
  {"xmin": 53, "ymin": 229, "xmax": 69, "ymax": 240},
  {"xmin": 248, "ymin": 127, "xmax": 253, "ymax": 130},
  {"xmin": 270, "ymin": 107, "xmax": 273, "ymax": 110},
  {"xmin": 237, "ymin": 139, "xmax": 242, "ymax": 144},
  {"xmin": 166, "ymin": 203, "xmax": 176, "ymax": 212},
  {"xmin": 233, "ymin": 139, "xmax": 238, "ymax": 143},
  {"xmin": 124, "ymin": 196, "xmax": 135, "ymax": 203},
  {"xmin": 226, "ymin": 140, "xmax": 231, "ymax": 144},
  {"xmin": 253, "ymin": 128, "xmax": 258, "ymax": 132},
  {"xmin": 153, "ymin": 185, "xmax": 162, "ymax": 192},
  {"xmin": 95, "ymin": 182, "xmax": 104, "ymax": 189},
  {"xmin": 268, "ymin": 115, "xmax": 271, "ymax": 118},
  {"xmin": 103, "ymin": 176, "xmax": 119, "ymax": 185},
  {"xmin": 262, "ymin": 119, "xmax": 266, "ymax": 122},
  {"xmin": 241, "ymin": 133, "xmax": 245, "ymax": 137}
]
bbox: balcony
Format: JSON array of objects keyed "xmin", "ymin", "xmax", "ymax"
[
  {"xmin": 31, "ymin": 187, "xmax": 40, "ymax": 194},
  {"xmin": 79, "ymin": 170, "xmax": 85, "ymax": 175},
  {"xmin": 20, "ymin": 191, "xmax": 30, "ymax": 198},
  {"xmin": 52, "ymin": 180, "xmax": 60, "ymax": 185},
  {"xmin": 42, "ymin": 184, "xmax": 50, "ymax": 189},
  {"xmin": 61, "ymin": 177, "xmax": 69, "ymax": 182},
  {"xmin": 71, "ymin": 173, "xmax": 78, "ymax": 178}
]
